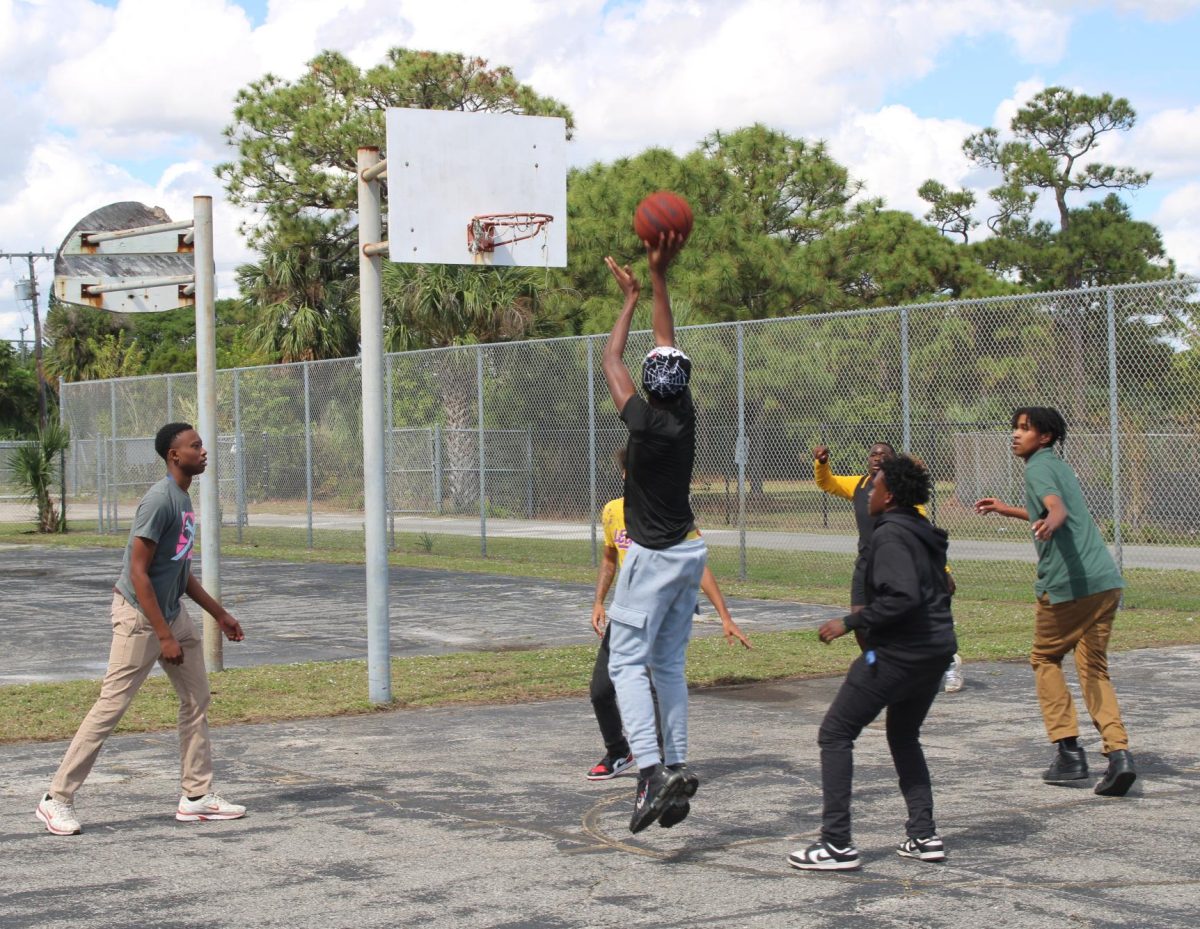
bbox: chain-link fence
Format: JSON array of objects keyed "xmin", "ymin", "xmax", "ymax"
[
  {"xmin": 50, "ymin": 278, "xmax": 1200, "ymax": 576},
  {"xmin": 1, "ymin": 440, "xmax": 36, "ymax": 504}
]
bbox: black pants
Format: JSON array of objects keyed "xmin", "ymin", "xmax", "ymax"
[
  {"xmin": 818, "ymin": 650, "xmax": 950, "ymax": 846},
  {"xmin": 590, "ymin": 626, "xmax": 660, "ymax": 760}
]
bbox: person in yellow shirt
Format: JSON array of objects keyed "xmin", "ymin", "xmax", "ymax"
[
  {"xmin": 813, "ymin": 442, "xmax": 963, "ymax": 693},
  {"xmin": 586, "ymin": 447, "xmax": 751, "ymax": 792}
]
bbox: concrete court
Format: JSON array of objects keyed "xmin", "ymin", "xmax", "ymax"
[
  {"xmin": 0, "ymin": 544, "xmax": 840, "ymax": 685},
  {"xmin": 2, "ymin": 646, "xmax": 1198, "ymax": 929}
]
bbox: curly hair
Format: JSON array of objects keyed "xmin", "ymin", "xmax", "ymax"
[
  {"xmin": 879, "ymin": 454, "xmax": 932, "ymax": 509},
  {"xmin": 155, "ymin": 422, "xmax": 194, "ymax": 462},
  {"xmin": 1012, "ymin": 406, "xmax": 1067, "ymax": 454}
]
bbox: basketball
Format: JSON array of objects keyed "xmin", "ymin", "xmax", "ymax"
[{"xmin": 633, "ymin": 191, "xmax": 693, "ymax": 246}]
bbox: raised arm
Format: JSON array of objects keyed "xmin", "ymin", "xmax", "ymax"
[
  {"xmin": 646, "ymin": 232, "xmax": 685, "ymax": 348},
  {"xmin": 601, "ymin": 257, "xmax": 640, "ymax": 411},
  {"xmin": 974, "ymin": 497, "xmax": 1030, "ymax": 521}
]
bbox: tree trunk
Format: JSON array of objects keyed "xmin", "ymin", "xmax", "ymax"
[{"xmin": 434, "ymin": 353, "xmax": 480, "ymax": 512}]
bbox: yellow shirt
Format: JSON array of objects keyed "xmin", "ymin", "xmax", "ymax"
[{"xmin": 602, "ymin": 497, "xmax": 700, "ymax": 568}]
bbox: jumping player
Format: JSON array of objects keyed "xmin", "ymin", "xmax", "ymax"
[
  {"xmin": 36, "ymin": 423, "xmax": 247, "ymax": 835},
  {"xmin": 974, "ymin": 407, "xmax": 1135, "ymax": 797},
  {"xmin": 790, "ymin": 455, "xmax": 957, "ymax": 872},
  {"xmin": 588, "ymin": 445, "xmax": 751, "ymax": 793},
  {"xmin": 601, "ymin": 232, "xmax": 707, "ymax": 833},
  {"xmin": 813, "ymin": 442, "xmax": 963, "ymax": 692}
]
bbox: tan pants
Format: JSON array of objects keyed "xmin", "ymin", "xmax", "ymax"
[
  {"xmin": 1031, "ymin": 588, "xmax": 1129, "ymax": 753},
  {"xmin": 50, "ymin": 593, "xmax": 213, "ymax": 803}
]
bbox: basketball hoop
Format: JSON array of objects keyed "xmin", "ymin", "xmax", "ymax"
[{"xmin": 467, "ymin": 212, "xmax": 554, "ymax": 254}]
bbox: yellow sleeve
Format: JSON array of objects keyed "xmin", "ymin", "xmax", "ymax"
[
  {"xmin": 601, "ymin": 499, "xmax": 620, "ymax": 550},
  {"xmin": 813, "ymin": 459, "xmax": 860, "ymax": 501}
]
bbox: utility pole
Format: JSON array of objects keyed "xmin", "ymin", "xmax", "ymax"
[{"xmin": 3, "ymin": 249, "xmax": 54, "ymax": 429}]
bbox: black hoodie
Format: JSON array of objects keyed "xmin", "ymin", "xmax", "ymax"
[{"xmin": 843, "ymin": 507, "xmax": 957, "ymax": 662}]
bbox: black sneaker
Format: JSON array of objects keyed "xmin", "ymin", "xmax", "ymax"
[
  {"xmin": 586, "ymin": 752, "xmax": 635, "ymax": 781},
  {"xmin": 1043, "ymin": 745, "xmax": 1088, "ymax": 784},
  {"xmin": 1094, "ymin": 749, "xmax": 1137, "ymax": 797},
  {"xmin": 658, "ymin": 763, "xmax": 700, "ymax": 829},
  {"xmin": 897, "ymin": 834, "xmax": 946, "ymax": 862},
  {"xmin": 629, "ymin": 765, "xmax": 684, "ymax": 834},
  {"xmin": 788, "ymin": 839, "xmax": 861, "ymax": 872}
]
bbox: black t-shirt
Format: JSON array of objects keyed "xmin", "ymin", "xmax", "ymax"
[{"xmin": 619, "ymin": 391, "xmax": 696, "ymax": 549}]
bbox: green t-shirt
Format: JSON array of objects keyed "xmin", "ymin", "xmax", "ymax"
[
  {"xmin": 115, "ymin": 476, "xmax": 196, "ymax": 622},
  {"xmin": 1022, "ymin": 448, "xmax": 1124, "ymax": 604}
]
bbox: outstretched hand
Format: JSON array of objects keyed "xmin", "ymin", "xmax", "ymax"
[
  {"xmin": 604, "ymin": 256, "xmax": 641, "ymax": 302},
  {"xmin": 812, "ymin": 444, "xmax": 830, "ymax": 464},
  {"xmin": 646, "ymin": 230, "xmax": 684, "ymax": 273}
]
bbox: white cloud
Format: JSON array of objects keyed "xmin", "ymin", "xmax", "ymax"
[
  {"xmin": 1154, "ymin": 182, "xmax": 1200, "ymax": 276},
  {"xmin": 1116, "ymin": 106, "xmax": 1200, "ymax": 182},
  {"xmin": 826, "ymin": 106, "xmax": 979, "ymax": 214}
]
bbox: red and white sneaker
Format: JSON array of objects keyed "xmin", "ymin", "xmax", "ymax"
[
  {"xmin": 586, "ymin": 752, "xmax": 636, "ymax": 781},
  {"xmin": 176, "ymin": 793, "xmax": 246, "ymax": 822},
  {"xmin": 36, "ymin": 792, "xmax": 82, "ymax": 835}
]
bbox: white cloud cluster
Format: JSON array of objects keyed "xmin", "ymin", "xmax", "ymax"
[{"xmin": 2, "ymin": 0, "xmax": 1200, "ymax": 340}]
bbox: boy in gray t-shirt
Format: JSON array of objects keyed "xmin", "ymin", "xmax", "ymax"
[{"xmin": 37, "ymin": 423, "xmax": 248, "ymax": 836}]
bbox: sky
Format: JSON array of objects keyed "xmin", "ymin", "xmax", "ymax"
[{"xmin": 2, "ymin": 0, "xmax": 1199, "ymax": 342}]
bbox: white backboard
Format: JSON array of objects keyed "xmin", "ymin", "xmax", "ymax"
[{"xmin": 385, "ymin": 109, "xmax": 567, "ymax": 267}]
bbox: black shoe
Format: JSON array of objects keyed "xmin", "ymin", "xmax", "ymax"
[
  {"xmin": 1094, "ymin": 749, "xmax": 1137, "ymax": 797},
  {"xmin": 1043, "ymin": 745, "xmax": 1088, "ymax": 784},
  {"xmin": 629, "ymin": 765, "xmax": 684, "ymax": 834},
  {"xmin": 658, "ymin": 763, "xmax": 700, "ymax": 829}
]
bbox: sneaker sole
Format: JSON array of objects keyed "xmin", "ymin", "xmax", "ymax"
[
  {"xmin": 787, "ymin": 855, "xmax": 860, "ymax": 871},
  {"xmin": 35, "ymin": 806, "xmax": 80, "ymax": 836},
  {"xmin": 585, "ymin": 766, "xmax": 635, "ymax": 782},
  {"xmin": 176, "ymin": 811, "xmax": 246, "ymax": 822},
  {"xmin": 1043, "ymin": 772, "xmax": 1089, "ymax": 784},
  {"xmin": 897, "ymin": 847, "xmax": 946, "ymax": 862},
  {"xmin": 1094, "ymin": 770, "xmax": 1137, "ymax": 797},
  {"xmin": 629, "ymin": 772, "xmax": 685, "ymax": 834},
  {"xmin": 659, "ymin": 799, "xmax": 690, "ymax": 829}
]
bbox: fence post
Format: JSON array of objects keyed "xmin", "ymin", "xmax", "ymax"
[
  {"xmin": 304, "ymin": 361, "xmax": 313, "ymax": 550},
  {"xmin": 525, "ymin": 426, "xmax": 533, "ymax": 518},
  {"xmin": 385, "ymin": 354, "xmax": 395, "ymax": 549},
  {"xmin": 900, "ymin": 306, "xmax": 911, "ymax": 452},
  {"xmin": 233, "ymin": 370, "xmax": 244, "ymax": 543},
  {"xmin": 587, "ymin": 338, "xmax": 598, "ymax": 568},
  {"xmin": 166, "ymin": 375, "xmax": 173, "ymax": 422},
  {"xmin": 96, "ymin": 435, "xmax": 103, "ymax": 533},
  {"xmin": 1106, "ymin": 288, "xmax": 1124, "ymax": 573},
  {"xmin": 109, "ymin": 381, "xmax": 117, "ymax": 532},
  {"xmin": 736, "ymin": 323, "xmax": 747, "ymax": 580},
  {"xmin": 477, "ymin": 345, "xmax": 487, "ymax": 558},
  {"xmin": 434, "ymin": 422, "xmax": 443, "ymax": 516}
]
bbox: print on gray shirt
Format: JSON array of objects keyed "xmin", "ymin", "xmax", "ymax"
[{"xmin": 114, "ymin": 476, "xmax": 195, "ymax": 623}]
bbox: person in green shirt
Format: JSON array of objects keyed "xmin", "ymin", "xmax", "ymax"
[{"xmin": 974, "ymin": 407, "xmax": 1136, "ymax": 797}]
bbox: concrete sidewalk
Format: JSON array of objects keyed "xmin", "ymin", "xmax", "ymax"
[{"xmin": 3, "ymin": 646, "xmax": 1197, "ymax": 928}]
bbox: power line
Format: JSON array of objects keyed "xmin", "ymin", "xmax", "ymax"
[{"xmin": 1, "ymin": 249, "xmax": 55, "ymax": 429}]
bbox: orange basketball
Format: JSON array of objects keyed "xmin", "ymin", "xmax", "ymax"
[{"xmin": 633, "ymin": 191, "xmax": 693, "ymax": 245}]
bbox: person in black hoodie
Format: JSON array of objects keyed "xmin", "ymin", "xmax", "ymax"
[{"xmin": 789, "ymin": 455, "xmax": 957, "ymax": 873}]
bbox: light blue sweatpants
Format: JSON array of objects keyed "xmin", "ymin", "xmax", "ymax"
[{"xmin": 606, "ymin": 538, "xmax": 708, "ymax": 769}]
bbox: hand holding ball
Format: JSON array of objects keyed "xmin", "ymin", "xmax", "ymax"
[{"xmin": 634, "ymin": 191, "xmax": 693, "ymax": 247}]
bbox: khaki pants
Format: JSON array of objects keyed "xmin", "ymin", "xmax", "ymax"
[
  {"xmin": 1031, "ymin": 588, "xmax": 1128, "ymax": 753},
  {"xmin": 50, "ymin": 593, "xmax": 213, "ymax": 803}
]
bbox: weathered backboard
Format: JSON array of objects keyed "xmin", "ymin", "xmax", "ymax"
[
  {"xmin": 385, "ymin": 109, "xmax": 567, "ymax": 267},
  {"xmin": 54, "ymin": 202, "xmax": 195, "ymax": 313}
]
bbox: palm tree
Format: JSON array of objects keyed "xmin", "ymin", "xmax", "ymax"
[
  {"xmin": 237, "ymin": 231, "xmax": 359, "ymax": 362},
  {"xmin": 10, "ymin": 422, "xmax": 70, "ymax": 532},
  {"xmin": 382, "ymin": 263, "xmax": 562, "ymax": 508}
]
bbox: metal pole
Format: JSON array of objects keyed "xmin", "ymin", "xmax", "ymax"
[
  {"xmin": 587, "ymin": 338, "xmax": 598, "ymax": 568},
  {"xmin": 1106, "ymin": 289, "xmax": 1124, "ymax": 573},
  {"xmin": 736, "ymin": 324, "xmax": 747, "ymax": 580},
  {"xmin": 434, "ymin": 423, "xmax": 443, "ymax": 516},
  {"xmin": 900, "ymin": 307, "xmax": 911, "ymax": 452},
  {"xmin": 194, "ymin": 195, "xmax": 222, "ymax": 673},
  {"xmin": 477, "ymin": 346, "xmax": 487, "ymax": 558},
  {"xmin": 233, "ymin": 371, "xmax": 244, "ymax": 543},
  {"xmin": 110, "ymin": 381, "xmax": 117, "ymax": 532},
  {"xmin": 96, "ymin": 435, "xmax": 103, "ymax": 533},
  {"xmin": 358, "ymin": 147, "xmax": 391, "ymax": 704},
  {"xmin": 166, "ymin": 375, "xmax": 174, "ymax": 421},
  {"xmin": 27, "ymin": 255, "xmax": 48, "ymax": 430},
  {"xmin": 304, "ymin": 362, "xmax": 313, "ymax": 550},
  {"xmin": 525, "ymin": 427, "xmax": 533, "ymax": 518}
]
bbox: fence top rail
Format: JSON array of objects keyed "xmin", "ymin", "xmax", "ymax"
[{"xmin": 56, "ymin": 277, "xmax": 1199, "ymax": 391}]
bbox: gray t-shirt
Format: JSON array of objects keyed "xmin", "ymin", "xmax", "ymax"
[{"xmin": 115, "ymin": 476, "xmax": 196, "ymax": 622}]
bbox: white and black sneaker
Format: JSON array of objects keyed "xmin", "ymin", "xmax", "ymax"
[
  {"xmin": 897, "ymin": 834, "xmax": 946, "ymax": 862},
  {"xmin": 629, "ymin": 764, "xmax": 684, "ymax": 834},
  {"xmin": 788, "ymin": 839, "xmax": 861, "ymax": 871}
]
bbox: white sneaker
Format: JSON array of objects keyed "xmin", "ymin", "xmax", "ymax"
[
  {"xmin": 36, "ymin": 792, "xmax": 82, "ymax": 835},
  {"xmin": 176, "ymin": 793, "xmax": 246, "ymax": 822},
  {"xmin": 944, "ymin": 654, "xmax": 964, "ymax": 693}
]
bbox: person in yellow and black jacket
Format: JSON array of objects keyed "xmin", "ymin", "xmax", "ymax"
[{"xmin": 813, "ymin": 442, "xmax": 963, "ymax": 693}]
